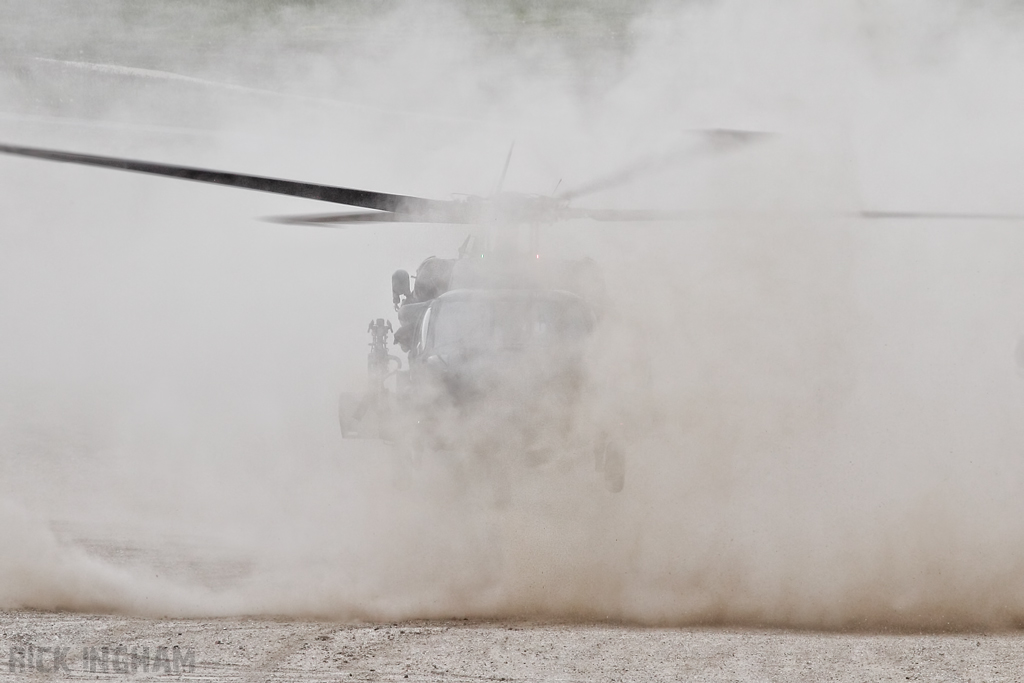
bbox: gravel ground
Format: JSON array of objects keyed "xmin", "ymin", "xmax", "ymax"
[{"xmin": 1, "ymin": 611, "xmax": 1022, "ymax": 682}]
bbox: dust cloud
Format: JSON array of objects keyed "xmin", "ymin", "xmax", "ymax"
[{"xmin": 1, "ymin": 0, "xmax": 1024, "ymax": 630}]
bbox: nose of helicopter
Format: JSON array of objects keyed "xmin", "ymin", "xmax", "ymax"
[{"xmin": 437, "ymin": 343, "xmax": 581, "ymax": 397}]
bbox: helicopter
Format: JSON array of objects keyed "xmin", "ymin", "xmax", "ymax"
[
  {"xmin": 0, "ymin": 135, "xmax": 754, "ymax": 493},
  {"xmin": 2, "ymin": 134, "xmax": 1023, "ymax": 493}
]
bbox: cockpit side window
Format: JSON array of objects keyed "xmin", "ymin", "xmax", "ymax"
[{"xmin": 418, "ymin": 304, "xmax": 433, "ymax": 353}]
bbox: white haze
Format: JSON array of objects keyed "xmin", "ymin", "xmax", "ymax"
[{"xmin": 1, "ymin": 0, "xmax": 1024, "ymax": 629}]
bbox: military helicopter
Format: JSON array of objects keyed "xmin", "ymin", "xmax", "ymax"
[
  {"xmin": 2, "ymin": 134, "xmax": 1022, "ymax": 493},
  {"xmin": 0, "ymin": 131, "xmax": 771, "ymax": 492}
]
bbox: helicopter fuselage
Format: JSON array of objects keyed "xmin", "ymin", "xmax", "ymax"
[
  {"xmin": 373, "ymin": 253, "xmax": 608, "ymax": 455},
  {"xmin": 396, "ymin": 288, "xmax": 594, "ymax": 452}
]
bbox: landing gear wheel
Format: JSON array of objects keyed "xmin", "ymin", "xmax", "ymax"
[
  {"xmin": 338, "ymin": 392, "xmax": 363, "ymax": 438},
  {"xmin": 338, "ymin": 391, "xmax": 391, "ymax": 439}
]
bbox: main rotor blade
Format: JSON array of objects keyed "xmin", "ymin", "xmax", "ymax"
[
  {"xmin": 266, "ymin": 210, "xmax": 473, "ymax": 226},
  {"xmin": 574, "ymin": 208, "xmax": 1024, "ymax": 223},
  {"xmin": 0, "ymin": 110, "xmax": 217, "ymax": 137},
  {"xmin": 853, "ymin": 210, "xmax": 1024, "ymax": 221},
  {"xmin": 0, "ymin": 142, "xmax": 453, "ymax": 215},
  {"xmin": 27, "ymin": 57, "xmax": 490, "ymax": 127},
  {"xmin": 557, "ymin": 129, "xmax": 770, "ymax": 202},
  {"xmin": 570, "ymin": 208, "xmax": 696, "ymax": 222}
]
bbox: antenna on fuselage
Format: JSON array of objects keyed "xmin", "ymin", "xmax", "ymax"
[
  {"xmin": 493, "ymin": 142, "xmax": 515, "ymax": 195},
  {"xmin": 473, "ymin": 141, "xmax": 520, "ymax": 256}
]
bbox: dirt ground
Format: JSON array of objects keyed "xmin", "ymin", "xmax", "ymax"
[{"xmin": 0, "ymin": 610, "xmax": 1021, "ymax": 682}]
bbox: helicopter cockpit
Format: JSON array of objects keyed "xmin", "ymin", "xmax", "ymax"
[
  {"xmin": 418, "ymin": 289, "xmax": 594, "ymax": 357},
  {"xmin": 406, "ymin": 288, "xmax": 595, "ymax": 420}
]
